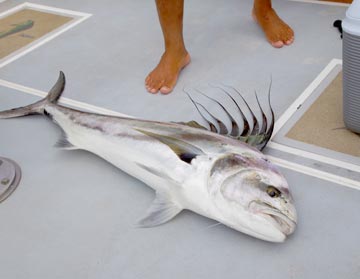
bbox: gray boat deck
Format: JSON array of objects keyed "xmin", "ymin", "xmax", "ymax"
[{"xmin": 1, "ymin": 1, "xmax": 359, "ymax": 278}]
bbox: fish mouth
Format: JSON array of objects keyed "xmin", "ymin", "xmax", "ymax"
[{"xmin": 250, "ymin": 201, "xmax": 297, "ymax": 236}]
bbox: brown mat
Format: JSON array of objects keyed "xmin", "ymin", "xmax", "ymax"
[
  {"xmin": 0, "ymin": 9, "xmax": 73, "ymax": 59},
  {"xmin": 319, "ymin": 0, "xmax": 352, "ymax": 3},
  {"xmin": 286, "ymin": 72, "xmax": 360, "ymax": 157}
]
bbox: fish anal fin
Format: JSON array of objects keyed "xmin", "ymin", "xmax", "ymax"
[{"xmin": 136, "ymin": 192, "xmax": 182, "ymax": 228}]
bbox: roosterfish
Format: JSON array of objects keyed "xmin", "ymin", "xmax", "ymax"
[{"xmin": 0, "ymin": 72, "xmax": 297, "ymax": 242}]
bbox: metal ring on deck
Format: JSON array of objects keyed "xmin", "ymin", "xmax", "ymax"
[{"xmin": 0, "ymin": 157, "xmax": 21, "ymax": 203}]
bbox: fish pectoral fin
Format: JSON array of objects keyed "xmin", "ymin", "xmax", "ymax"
[
  {"xmin": 54, "ymin": 132, "xmax": 77, "ymax": 150},
  {"xmin": 136, "ymin": 192, "xmax": 182, "ymax": 228},
  {"xmin": 135, "ymin": 129, "xmax": 204, "ymax": 164}
]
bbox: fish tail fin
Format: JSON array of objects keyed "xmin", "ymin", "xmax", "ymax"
[{"xmin": 0, "ymin": 71, "xmax": 65, "ymax": 119}]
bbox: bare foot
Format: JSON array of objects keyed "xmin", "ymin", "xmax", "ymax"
[
  {"xmin": 252, "ymin": 8, "xmax": 294, "ymax": 48},
  {"xmin": 145, "ymin": 50, "xmax": 191, "ymax": 94}
]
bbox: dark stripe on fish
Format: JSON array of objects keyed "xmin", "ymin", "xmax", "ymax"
[
  {"xmin": 135, "ymin": 129, "xmax": 204, "ymax": 164},
  {"xmin": 179, "ymin": 153, "xmax": 198, "ymax": 164}
]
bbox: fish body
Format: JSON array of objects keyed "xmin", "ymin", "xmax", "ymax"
[
  {"xmin": 0, "ymin": 20, "xmax": 34, "ymax": 39},
  {"xmin": 0, "ymin": 72, "xmax": 297, "ymax": 242}
]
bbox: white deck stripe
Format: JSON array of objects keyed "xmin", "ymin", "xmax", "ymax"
[
  {"xmin": 22, "ymin": 2, "xmax": 92, "ymax": 17},
  {"xmin": 290, "ymin": 0, "xmax": 350, "ymax": 7},
  {"xmin": 268, "ymin": 156, "xmax": 360, "ymax": 191},
  {"xmin": 268, "ymin": 142, "xmax": 360, "ymax": 173}
]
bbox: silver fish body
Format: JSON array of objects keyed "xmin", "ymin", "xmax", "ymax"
[{"xmin": 0, "ymin": 72, "xmax": 297, "ymax": 242}]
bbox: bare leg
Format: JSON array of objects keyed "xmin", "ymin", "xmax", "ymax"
[
  {"xmin": 252, "ymin": 0, "xmax": 294, "ymax": 48},
  {"xmin": 145, "ymin": 0, "xmax": 191, "ymax": 94}
]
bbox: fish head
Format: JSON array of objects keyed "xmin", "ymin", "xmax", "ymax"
[{"xmin": 208, "ymin": 153, "xmax": 297, "ymax": 242}]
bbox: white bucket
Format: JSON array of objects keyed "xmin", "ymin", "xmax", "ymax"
[{"xmin": 342, "ymin": 0, "xmax": 360, "ymax": 133}]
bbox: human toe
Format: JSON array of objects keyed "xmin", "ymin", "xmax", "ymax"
[
  {"xmin": 146, "ymin": 80, "xmax": 158, "ymax": 94},
  {"xmin": 285, "ymin": 37, "xmax": 294, "ymax": 45},
  {"xmin": 151, "ymin": 78, "xmax": 167, "ymax": 94},
  {"xmin": 271, "ymin": 40, "xmax": 284, "ymax": 48},
  {"xmin": 160, "ymin": 85, "xmax": 173, "ymax": 94}
]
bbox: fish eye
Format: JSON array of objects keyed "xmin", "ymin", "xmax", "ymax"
[{"xmin": 266, "ymin": 186, "xmax": 281, "ymax": 198}]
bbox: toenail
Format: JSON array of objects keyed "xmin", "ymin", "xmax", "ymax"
[
  {"xmin": 160, "ymin": 86, "xmax": 172, "ymax": 94},
  {"xmin": 272, "ymin": 41, "xmax": 284, "ymax": 48},
  {"xmin": 285, "ymin": 39, "xmax": 293, "ymax": 45}
]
